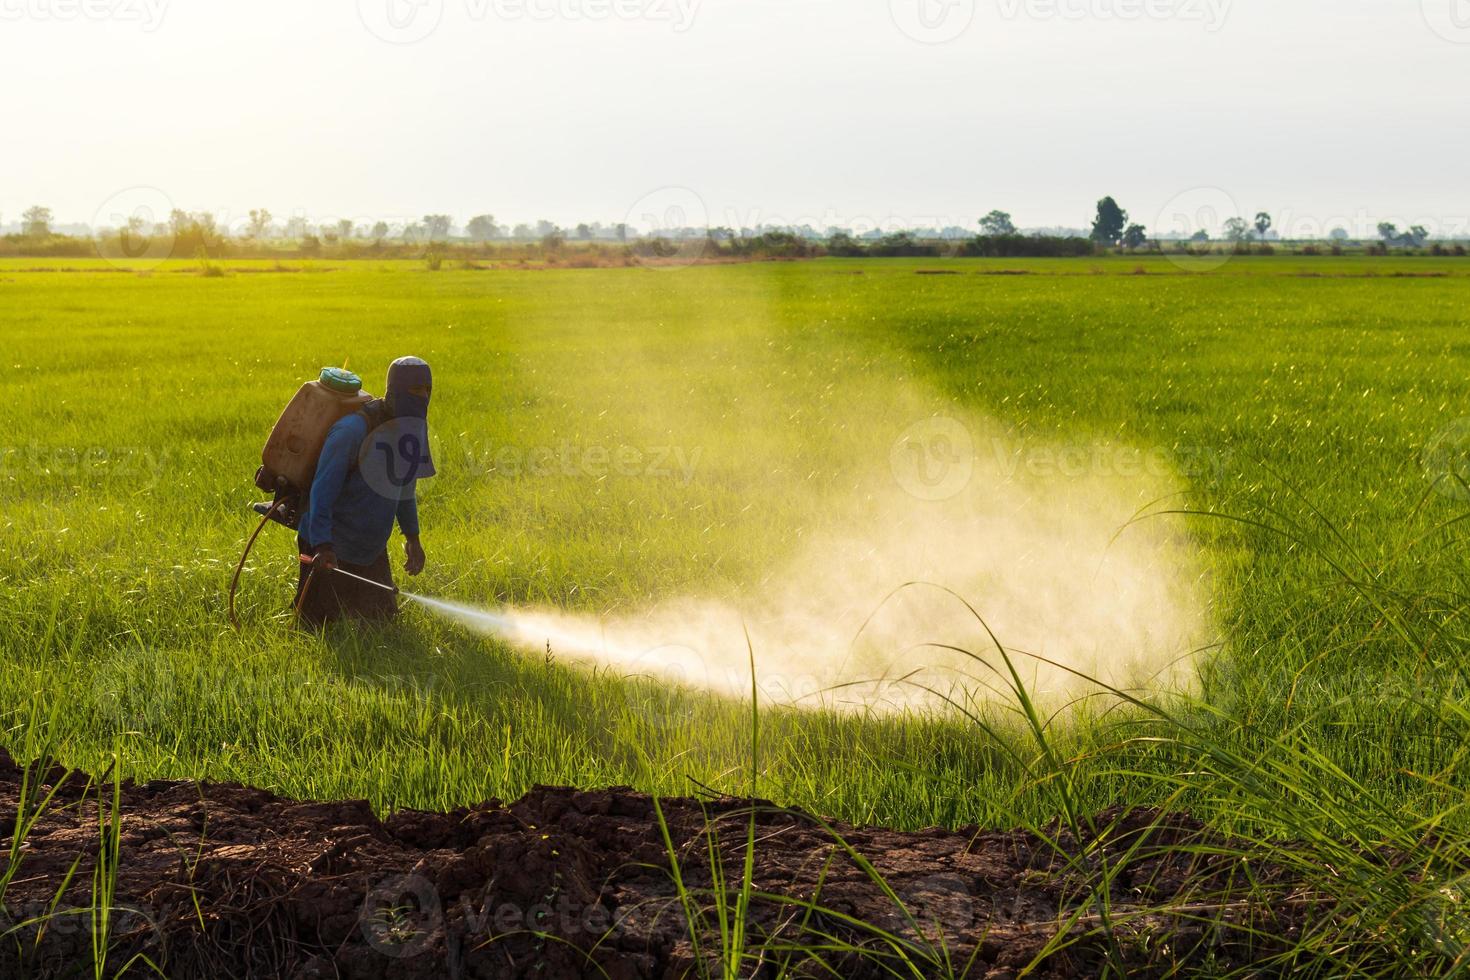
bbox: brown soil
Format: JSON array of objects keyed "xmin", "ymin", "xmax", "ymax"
[{"xmin": 0, "ymin": 751, "xmax": 1308, "ymax": 979}]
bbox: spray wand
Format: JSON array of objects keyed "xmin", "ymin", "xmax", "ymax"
[{"xmin": 296, "ymin": 554, "xmax": 401, "ymax": 595}]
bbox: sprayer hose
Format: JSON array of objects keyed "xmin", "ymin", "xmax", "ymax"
[
  {"xmin": 227, "ymin": 498, "xmax": 288, "ymax": 630},
  {"xmin": 294, "ymin": 562, "xmax": 322, "ymax": 620}
]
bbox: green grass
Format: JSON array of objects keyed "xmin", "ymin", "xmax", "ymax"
[{"xmin": 1, "ymin": 254, "xmax": 1469, "ymax": 843}]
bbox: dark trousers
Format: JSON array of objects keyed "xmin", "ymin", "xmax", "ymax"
[{"xmin": 293, "ymin": 539, "xmax": 397, "ymax": 627}]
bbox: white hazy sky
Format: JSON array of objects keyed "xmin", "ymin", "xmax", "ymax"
[{"xmin": 4, "ymin": 0, "xmax": 1468, "ymax": 236}]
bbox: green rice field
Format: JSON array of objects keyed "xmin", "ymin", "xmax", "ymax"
[{"xmin": 2, "ymin": 252, "xmax": 1469, "ymax": 837}]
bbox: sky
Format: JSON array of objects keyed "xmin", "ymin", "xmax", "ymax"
[{"xmin": 3, "ymin": 0, "xmax": 1468, "ymax": 237}]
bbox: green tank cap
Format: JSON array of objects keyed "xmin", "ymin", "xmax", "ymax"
[{"xmin": 319, "ymin": 367, "xmax": 363, "ymax": 394}]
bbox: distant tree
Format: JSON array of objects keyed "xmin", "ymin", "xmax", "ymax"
[
  {"xmin": 511, "ymin": 223, "xmax": 533, "ymax": 240},
  {"xmin": 869, "ymin": 231, "xmax": 933, "ymax": 257},
  {"xmin": 1254, "ymin": 211, "xmax": 1273, "ymax": 241},
  {"xmin": 614, "ymin": 222, "xmax": 628, "ymax": 242},
  {"xmin": 1329, "ymin": 227, "xmax": 1349, "ymax": 241},
  {"xmin": 246, "ymin": 208, "xmax": 272, "ymax": 239},
  {"xmin": 534, "ymin": 219, "xmax": 557, "ymax": 238},
  {"xmin": 422, "ymin": 215, "xmax": 453, "ymax": 241},
  {"xmin": 1376, "ymin": 222, "xmax": 1428, "ymax": 248},
  {"xmin": 370, "ymin": 221, "xmax": 389, "ymax": 240},
  {"xmin": 320, "ymin": 224, "xmax": 340, "ymax": 244},
  {"xmin": 335, "ymin": 219, "xmax": 354, "ymax": 241},
  {"xmin": 1223, "ymin": 217, "xmax": 1251, "ymax": 243},
  {"xmin": 161, "ymin": 210, "xmax": 221, "ymax": 253},
  {"xmin": 1121, "ymin": 223, "xmax": 1148, "ymax": 250},
  {"xmin": 179, "ymin": 211, "xmax": 210, "ymax": 235},
  {"xmin": 825, "ymin": 231, "xmax": 864, "ymax": 257},
  {"xmin": 466, "ymin": 214, "xmax": 499, "ymax": 240},
  {"xmin": 1189, "ymin": 229, "xmax": 1210, "ymax": 242},
  {"xmin": 541, "ymin": 229, "xmax": 565, "ymax": 250},
  {"xmin": 575, "ymin": 222, "xmax": 593, "ymax": 240},
  {"xmin": 284, "ymin": 216, "xmax": 311, "ymax": 239},
  {"xmin": 979, "ymin": 209, "xmax": 1017, "ymax": 236},
  {"xmin": 1090, "ymin": 197, "xmax": 1127, "ymax": 246},
  {"xmin": 21, "ymin": 205, "xmax": 53, "ymax": 237}
]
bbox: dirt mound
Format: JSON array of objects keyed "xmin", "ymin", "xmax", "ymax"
[{"xmin": 0, "ymin": 751, "xmax": 1306, "ymax": 978}]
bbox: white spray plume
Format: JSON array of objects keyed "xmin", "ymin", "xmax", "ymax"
[{"xmin": 417, "ymin": 415, "xmax": 1215, "ymax": 713}]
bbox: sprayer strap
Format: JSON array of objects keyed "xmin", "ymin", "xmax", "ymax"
[{"xmin": 347, "ymin": 400, "xmax": 394, "ymax": 475}]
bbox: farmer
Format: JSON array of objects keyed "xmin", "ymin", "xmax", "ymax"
[{"xmin": 294, "ymin": 356, "xmax": 435, "ymax": 626}]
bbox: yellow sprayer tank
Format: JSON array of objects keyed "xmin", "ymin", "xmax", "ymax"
[{"xmin": 256, "ymin": 368, "xmax": 373, "ymax": 494}]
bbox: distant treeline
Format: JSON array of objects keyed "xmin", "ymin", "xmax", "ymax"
[
  {"xmin": 2, "ymin": 227, "xmax": 1102, "ymax": 261},
  {"xmin": 2, "ymin": 228, "xmax": 1466, "ymax": 263},
  {"xmin": 8, "ymin": 200, "xmax": 1467, "ymax": 262}
]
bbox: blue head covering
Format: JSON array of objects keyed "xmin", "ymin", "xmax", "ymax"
[{"xmin": 385, "ymin": 356, "xmax": 432, "ymax": 420}]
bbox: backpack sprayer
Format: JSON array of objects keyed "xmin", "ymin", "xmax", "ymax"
[{"xmin": 227, "ymin": 367, "xmax": 376, "ymax": 627}]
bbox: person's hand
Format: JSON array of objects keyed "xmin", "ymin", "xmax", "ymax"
[
  {"xmin": 404, "ymin": 536, "xmax": 426, "ymax": 577},
  {"xmin": 312, "ymin": 545, "xmax": 339, "ymax": 571}
]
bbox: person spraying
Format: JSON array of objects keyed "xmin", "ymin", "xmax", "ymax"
[{"xmin": 294, "ymin": 356, "xmax": 436, "ymax": 626}]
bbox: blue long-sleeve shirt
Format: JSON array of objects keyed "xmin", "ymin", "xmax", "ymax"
[{"xmin": 302, "ymin": 414, "xmax": 420, "ymax": 565}]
